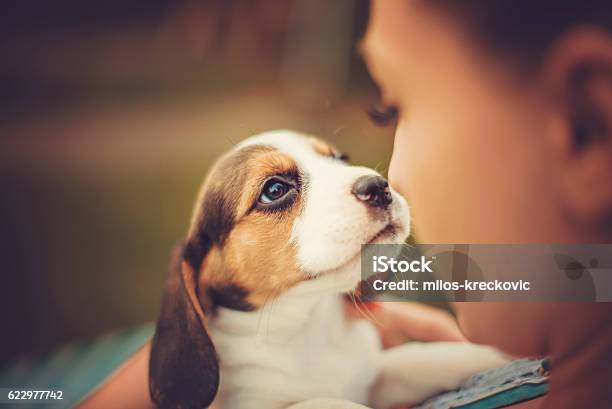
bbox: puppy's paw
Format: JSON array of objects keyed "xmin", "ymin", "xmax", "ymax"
[{"xmin": 370, "ymin": 342, "xmax": 509, "ymax": 409}]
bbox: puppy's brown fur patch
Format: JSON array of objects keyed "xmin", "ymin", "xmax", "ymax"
[
  {"xmin": 309, "ymin": 136, "xmax": 337, "ymax": 157},
  {"xmin": 151, "ymin": 139, "xmax": 318, "ymax": 409},
  {"xmin": 187, "ymin": 145, "xmax": 305, "ymax": 311},
  {"xmin": 308, "ymin": 136, "xmax": 350, "ymax": 163}
]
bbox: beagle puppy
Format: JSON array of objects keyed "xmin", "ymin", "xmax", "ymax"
[{"xmin": 149, "ymin": 130, "xmax": 508, "ymax": 409}]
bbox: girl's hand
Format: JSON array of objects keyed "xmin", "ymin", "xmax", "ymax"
[{"xmin": 345, "ymin": 301, "xmax": 466, "ymax": 348}]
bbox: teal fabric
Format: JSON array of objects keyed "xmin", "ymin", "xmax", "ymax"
[
  {"xmin": 455, "ymin": 383, "xmax": 548, "ymax": 409},
  {"xmin": 414, "ymin": 358, "xmax": 549, "ymax": 409},
  {"xmin": 0, "ymin": 323, "xmax": 154, "ymax": 408}
]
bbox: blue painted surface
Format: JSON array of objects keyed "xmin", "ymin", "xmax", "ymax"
[{"xmin": 0, "ymin": 324, "xmax": 154, "ymax": 408}]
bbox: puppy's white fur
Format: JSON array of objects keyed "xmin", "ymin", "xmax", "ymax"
[{"xmin": 207, "ymin": 131, "xmax": 508, "ymax": 409}]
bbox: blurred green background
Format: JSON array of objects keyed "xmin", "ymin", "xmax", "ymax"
[{"xmin": 0, "ymin": 0, "xmax": 396, "ymax": 365}]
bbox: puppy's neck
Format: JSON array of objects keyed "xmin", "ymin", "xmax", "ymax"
[
  {"xmin": 207, "ymin": 277, "xmax": 380, "ymax": 409},
  {"xmin": 208, "ymin": 279, "xmax": 348, "ymax": 343}
]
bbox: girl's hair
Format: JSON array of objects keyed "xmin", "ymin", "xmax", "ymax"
[{"xmin": 427, "ymin": 0, "xmax": 612, "ymax": 67}]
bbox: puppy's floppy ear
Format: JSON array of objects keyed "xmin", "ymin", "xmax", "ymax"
[{"xmin": 149, "ymin": 242, "xmax": 219, "ymax": 409}]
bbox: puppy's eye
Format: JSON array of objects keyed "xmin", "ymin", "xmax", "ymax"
[{"xmin": 259, "ymin": 180, "xmax": 290, "ymax": 204}]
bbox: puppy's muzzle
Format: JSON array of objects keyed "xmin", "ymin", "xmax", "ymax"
[{"xmin": 352, "ymin": 175, "xmax": 393, "ymax": 209}]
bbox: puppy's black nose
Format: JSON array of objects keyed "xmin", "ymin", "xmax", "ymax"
[{"xmin": 351, "ymin": 175, "xmax": 392, "ymax": 209}]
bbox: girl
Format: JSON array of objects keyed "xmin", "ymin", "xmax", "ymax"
[{"xmin": 361, "ymin": 1, "xmax": 612, "ymax": 408}]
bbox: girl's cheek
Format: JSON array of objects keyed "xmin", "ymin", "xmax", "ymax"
[{"xmin": 388, "ymin": 127, "xmax": 412, "ymax": 201}]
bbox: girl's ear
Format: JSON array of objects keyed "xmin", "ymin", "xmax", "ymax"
[
  {"xmin": 149, "ymin": 243, "xmax": 219, "ymax": 409},
  {"xmin": 544, "ymin": 28, "xmax": 612, "ymax": 234}
]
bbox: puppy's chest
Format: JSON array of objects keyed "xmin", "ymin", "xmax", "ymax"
[{"xmin": 208, "ymin": 295, "xmax": 381, "ymax": 408}]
